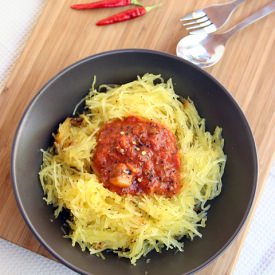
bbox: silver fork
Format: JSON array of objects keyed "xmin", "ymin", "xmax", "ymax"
[{"xmin": 181, "ymin": 0, "xmax": 245, "ymax": 34}]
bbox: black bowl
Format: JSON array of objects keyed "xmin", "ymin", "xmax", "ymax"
[{"xmin": 12, "ymin": 49, "xmax": 257, "ymax": 275}]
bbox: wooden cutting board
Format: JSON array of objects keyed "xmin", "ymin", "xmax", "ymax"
[{"xmin": 0, "ymin": 0, "xmax": 274, "ymax": 273}]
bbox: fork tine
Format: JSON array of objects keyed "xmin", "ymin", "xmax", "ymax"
[
  {"xmin": 182, "ymin": 15, "xmax": 209, "ymax": 26},
  {"xmin": 189, "ymin": 24, "xmax": 217, "ymax": 35},
  {"xmin": 180, "ymin": 10, "xmax": 206, "ymax": 21},
  {"xmin": 185, "ymin": 20, "xmax": 212, "ymax": 30}
]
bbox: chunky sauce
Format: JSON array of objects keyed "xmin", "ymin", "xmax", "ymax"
[{"xmin": 93, "ymin": 116, "xmax": 181, "ymax": 197}]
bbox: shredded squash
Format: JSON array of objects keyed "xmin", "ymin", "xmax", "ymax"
[{"xmin": 39, "ymin": 73, "xmax": 226, "ymax": 264}]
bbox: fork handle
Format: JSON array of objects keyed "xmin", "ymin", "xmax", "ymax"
[
  {"xmin": 205, "ymin": 0, "xmax": 245, "ymax": 25},
  {"xmin": 223, "ymin": 1, "xmax": 275, "ymax": 40},
  {"xmin": 234, "ymin": 0, "xmax": 245, "ymax": 4},
  {"xmin": 217, "ymin": 0, "xmax": 245, "ymax": 10}
]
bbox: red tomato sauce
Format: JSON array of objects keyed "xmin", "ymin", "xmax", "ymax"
[{"xmin": 93, "ymin": 116, "xmax": 181, "ymax": 197}]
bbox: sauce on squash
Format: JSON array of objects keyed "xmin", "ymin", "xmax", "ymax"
[{"xmin": 93, "ymin": 116, "xmax": 181, "ymax": 197}]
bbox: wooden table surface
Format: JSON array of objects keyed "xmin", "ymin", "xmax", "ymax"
[{"xmin": 0, "ymin": 0, "xmax": 274, "ymax": 274}]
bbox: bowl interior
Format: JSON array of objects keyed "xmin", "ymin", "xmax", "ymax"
[{"xmin": 12, "ymin": 50, "xmax": 257, "ymax": 275}]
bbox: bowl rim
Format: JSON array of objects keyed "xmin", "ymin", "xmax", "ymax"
[{"xmin": 11, "ymin": 48, "xmax": 258, "ymax": 275}]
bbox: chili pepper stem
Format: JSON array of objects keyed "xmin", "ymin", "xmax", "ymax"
[
  {"xmin": 131, "ymin": 0, "xmax": 143, "ymax": 6},
  {"xmin": 145, "ymin": 2, "xmax": 162, "ymax": 13}
]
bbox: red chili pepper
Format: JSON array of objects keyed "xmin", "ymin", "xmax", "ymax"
[
  {"xmin": 96, "ymin": 4, "xmax": 158, "ymax": 26},
  {"xmin": 71, "ymin": 0, "xmax": 141, "ymax": 10}
]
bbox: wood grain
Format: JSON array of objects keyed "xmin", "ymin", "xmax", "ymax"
[{"xmin": 0, "ymin": 0, "xmax": 274, "ymax": 273}]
